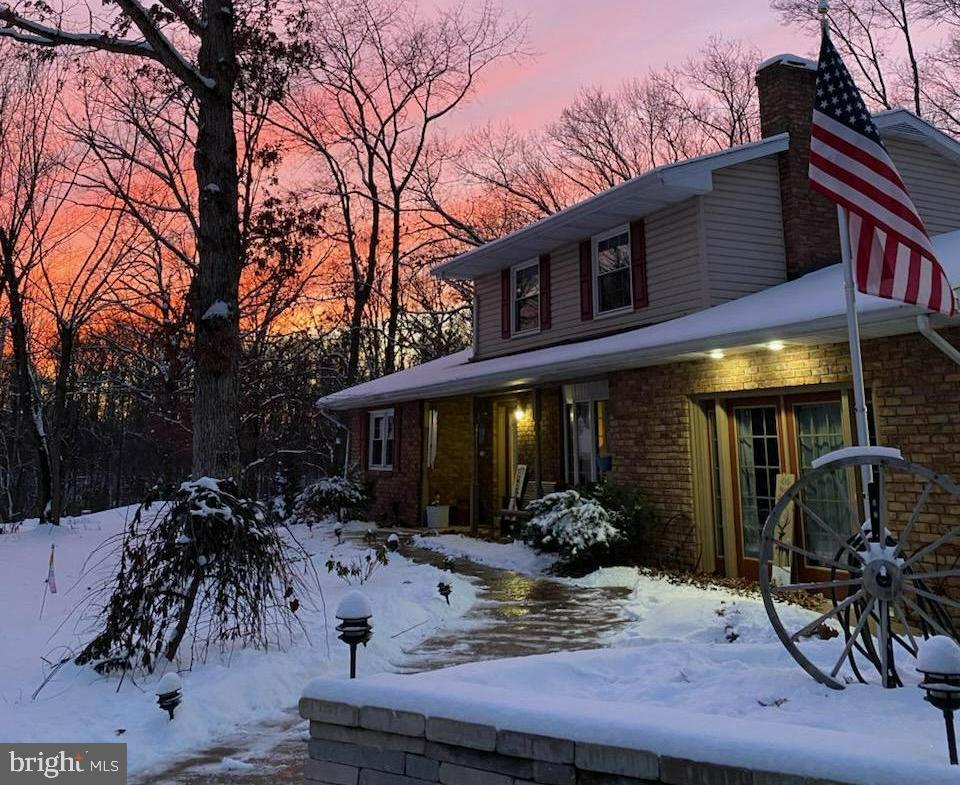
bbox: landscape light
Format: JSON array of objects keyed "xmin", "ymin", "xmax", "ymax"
[
  {"xmin": 156, "ymin": 672, "xmax": 182, "ymax": 720},
  {"xmin": 336, "ymin": 590, "xmax": 373, "ymax": 679},
  {"xmin": 917, "ymin": 636, "xmax": 960, "ymax": 765}
]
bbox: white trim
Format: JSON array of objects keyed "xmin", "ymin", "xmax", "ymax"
[
  {"xmin": 367, "ymin": 408, "xmax": 395, "ymax": 471},
  {"xmin": 592, "ymin": 224, "xmax": 633, "ymax": 317},
  {"xmin": 511, "ymin": 259, "xmax": 541, "ymax": 337}
]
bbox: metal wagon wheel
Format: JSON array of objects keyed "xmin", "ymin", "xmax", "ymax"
[{"xmin": 758, "ymin": 451, "xmax": 960, "ymax": 690}]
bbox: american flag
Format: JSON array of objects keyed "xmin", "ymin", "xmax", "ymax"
[{"xmin": 809, "ymin": 33, "xmax": 955, "ymax": 316}]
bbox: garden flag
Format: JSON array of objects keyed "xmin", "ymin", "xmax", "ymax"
[
  {"xmin": 46, "ymin": 544, "xmax": 57, "ymax": 594},
  {"xmin": 809, "ymin": 32, "xmax": 956, "ymax": 316}
]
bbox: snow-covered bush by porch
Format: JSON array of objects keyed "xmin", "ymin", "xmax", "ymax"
[
  {"xmin": 291, "ymin": 476, "xmax": 368, "ymax": 525},
  {"xmin": 522, "ymin": 490, "xmax": 620, "ymax": 570}
]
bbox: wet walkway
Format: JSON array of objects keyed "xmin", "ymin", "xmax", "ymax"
[{"xmin": 136, "ymin": 542, "xmax": 631, "ymax": 784}]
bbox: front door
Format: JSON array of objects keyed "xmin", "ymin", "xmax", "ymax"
[{"xmin": 729, "ymin": 400, "xmax": 784, "ymax": 579}]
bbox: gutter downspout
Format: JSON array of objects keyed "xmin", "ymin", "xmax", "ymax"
[
  {"xmin": 319, "ymin": 408, "xmax": 351, "ymax": 478},
  {"xmin": 917, "ymin": 315, "xmax": 960, "ymax": 367}
]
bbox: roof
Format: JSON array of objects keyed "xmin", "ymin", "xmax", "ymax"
[
  {"xmin": 317, "ymin": 229, "xmax": 960, "ymax": 411},
  {"xmin": 432, "ymin": 108, "xmax": 960, "ymax": 283},
  {"xmin": 431, "ymin": 134, "xmax": 790, "ymax": 281}
]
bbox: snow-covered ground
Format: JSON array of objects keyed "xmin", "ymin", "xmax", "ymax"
[
  {"xmin": 0, "ymin": 509, "xmax": 478, "ymax": 777},
  {"xmin": 344, "ymin": 536, "xmax": 956, "ymax": 784},
  {"xmin": 413, "ymin": 533, "xmax": 558, "ymax": 575}
]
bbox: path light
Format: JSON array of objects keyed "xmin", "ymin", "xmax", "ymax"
[
  {"xmin": 917, "ymin": 636, "xmax": 960, "ymax": 765},
  {"xmin": 156, "ymin": 672, "xmax": 182, "ymax": 720},
  {"xmin": 333, "ymin": 522, "xmax": 343, "ymax": 544},
  {"xmin": 387, "ymin": 533, "xmax": 399, "ymax": 552},
  {"xmin": 336, "ymin": 590, "xmax": 373, "ymax": 679},
  {"xmin": 437, "ymin": 581, "xmax": 452, "ymax": 605}
]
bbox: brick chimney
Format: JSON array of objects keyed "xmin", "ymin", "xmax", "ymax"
[{"xmin": 756, "ymin": 54, "xmax": 840, "ymax": 279}]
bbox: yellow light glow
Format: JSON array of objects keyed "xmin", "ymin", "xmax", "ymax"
[
  {"xmin": 514, "ymin": 406, "xmax": 525, "ymax": 422},
  {"xmin": 767, "ymin": 340, "xmax": 786, "ymax": 352},
  {"xmin": 708, "ymin": 349, "xmax": 725, "ymax": 360}
]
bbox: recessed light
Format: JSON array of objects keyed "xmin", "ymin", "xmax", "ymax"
[
  {"xmin": 767, "ymin": 341, "xmax": 786, "ymax": 352},
  {"xmin": 709, "ymin": 350, "xmax": 725, "ymax": 360}
]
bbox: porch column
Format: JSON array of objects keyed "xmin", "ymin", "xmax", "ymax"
[
  {"xmin": 533, "ymin": 389, "xmax": 543, "ymax": 497},
  {"xmin": 470, "ymin": 396, "xmax": 479, "ymax": 536}
]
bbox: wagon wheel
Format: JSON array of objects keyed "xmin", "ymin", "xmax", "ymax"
[{"xmin": 758, "ymin": 450, "xmax": 960, "ymax": 690}]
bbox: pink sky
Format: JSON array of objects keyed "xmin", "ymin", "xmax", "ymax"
[{"xmin": 446, "ymin": 0, "xmax": 812, "ymax": 131}]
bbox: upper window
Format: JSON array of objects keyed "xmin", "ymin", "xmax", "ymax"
[
  {"xmin": 512, "ymin": 261, "xmax": 540, "ymax": 335},
  {"xmin": 593, "ymin": 226, "xmax": 632, "ymax": 315},
  {"xmin": 368, "ymin": 409, "xmax": 395, "ymax": 470}
]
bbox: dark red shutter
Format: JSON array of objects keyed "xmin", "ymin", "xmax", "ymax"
[
  {"xmin": 579, "ymin": 241, "xmax": 593, "ymax": 321},
  {"xmin": 500, "ymin": 269, "xmax": 511, "ymax": 338},
  {"xmin": 630, "ymin": 219, "xmax": 649, "ymax": 310},
  {"xmin": 391, "ymin": 406, "xmax": 401, "ymax": 471},
  {"xmin": 538, "ymin": 254, "xmax": 551, "ymax": 330}
]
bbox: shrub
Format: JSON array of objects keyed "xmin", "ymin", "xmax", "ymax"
[
  {"xmin": 591, "ymin": 482, "xmax": 656, "ymax": 566},
  {"xmin": 75, "ymin": 478, "xmax": 309, "ymax": 674},
  {"xmin": 522, "ymin": 490, "xmax": 621, "ymax": 573},
  {"xmin": 291, "ymin": 476, "xmax": 368, "ymax": 525}
]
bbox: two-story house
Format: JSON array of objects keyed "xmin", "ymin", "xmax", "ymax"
[{"xmin": 318, "ymin": 53, "xmax": 960, "ymax": 579}]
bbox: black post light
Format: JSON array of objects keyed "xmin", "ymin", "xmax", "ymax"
[
  {"xmin": 917, "ymin": 636, "xmax": 960, "ymax": 765},
  {"xmin": 387, "ymin": 533, "xmax": 400, "ymax": 552},
  {"xmin": 156, "ymin": 672, "xmax": 182, "ymax": 720},
  {"xmin": 333, "ymin": 522, "xmax": 343, "ymax": 544},
  {"xmin": 437, "ymin": 581, "xmax": 452, "ymax": 605},
  {"xmin": 336, "ymin": 590, "xmax": 373, "ymax": 679}
]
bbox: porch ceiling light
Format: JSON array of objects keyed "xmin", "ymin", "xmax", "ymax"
[
  {"xmin": 708, "ymin": 349, "xmax": 725, "ymax": 360},
  {"xmin": 766, "ymin": 340, "xmax": 786, "ymax": 352}
]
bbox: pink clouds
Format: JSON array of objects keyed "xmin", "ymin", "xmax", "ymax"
[{"xmin": 437, "ymin": 0, "xmax": 808, "ymax": 132}]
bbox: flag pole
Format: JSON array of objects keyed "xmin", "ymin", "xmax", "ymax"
[{"xmin": 821, "ymin": 1, "xmax": 874, "ymax": 532}]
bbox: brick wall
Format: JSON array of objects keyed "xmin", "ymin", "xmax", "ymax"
[
  {"xmin": 608, "ymin": 327, "xmax": 960, "ymax": 570},
  {"xmin": 756, "ymin": 56, "xmax": 841, "ymax": 279},
  {"xmin": 348, "ymin": 401, "xmax": 423, "ymax": 526},
  {"xmin": 425, "ymin": 398, "xmax": 472, "ymax": 525}
]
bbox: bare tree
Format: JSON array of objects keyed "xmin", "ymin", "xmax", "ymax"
[
  {"xmin": 0, "ymin": 0, "xmax": 309, "ymax": 480},
  {"xmin": 279, "ymin": 0, "xmax": 525, "ymax": 379}
]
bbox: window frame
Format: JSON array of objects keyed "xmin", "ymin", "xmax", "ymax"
[
  {"xmin": 367, "ymin": 408, "xmax": 395, "ymax": 471},
  {"xmin": 591, "ymin": 224, "xmax": 633, "ymax": 317},
  {"xmin": 511, "ymin": 259, "xmax": 541, "ymax": 337}
]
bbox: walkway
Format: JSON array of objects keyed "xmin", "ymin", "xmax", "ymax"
[{"xmin": 136, "ymin": 542, "xmax": 631, "ymax": 784}]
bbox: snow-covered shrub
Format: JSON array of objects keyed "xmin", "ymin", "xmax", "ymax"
[
  {"xmin": 75, "ymin": 478, "xmax": 309, "ymax": 674},
  {"xmin": 522, "ymin": 490, "xmax": 621, "ymax": 572},
  {"xmin": 291, "ymin": 476, "xmax": 368, "ymax": 525}
]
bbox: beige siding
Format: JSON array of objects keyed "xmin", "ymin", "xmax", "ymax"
[
  {"xmin": 886, "ymin": 137, "xmax": 960, "ymax": 236},
  {"xmin": 702, "ymin": 157, "xmax": 787, "ymax": 305},
  {"xmin": 476, "ymin": 197, "xmax": 705, "ymax": 359}
]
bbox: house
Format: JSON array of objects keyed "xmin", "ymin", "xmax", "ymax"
[{"xmin": 318, "ymin": 54, "xmax": 960, "ymax": 579}]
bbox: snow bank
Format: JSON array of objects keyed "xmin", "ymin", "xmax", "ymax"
[
  {"xmin": 412, "ymin": 534, "xmax": 557, "ymax": 576},
  {"xmin": 0, "ymin": 509, "xmax": 478, "ymax": 777}
]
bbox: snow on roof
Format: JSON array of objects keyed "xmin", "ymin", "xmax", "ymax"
[
  {"xmin": 319, "ymin": 229, "xmax": 960, "ymax": 411},
  {"xmin": 432, "ymin": 134, "xmax": 790, "ymax": 280}
]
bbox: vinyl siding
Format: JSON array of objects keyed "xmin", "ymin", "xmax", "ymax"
[
  {"xmin": 886, "ymin": 136, "xmax": 960, "ymax": 236},
  {"xmin": 475, "ymin": 197, "xmax": 705, "ymax": 359},
  {"xmin": 702, "ymin": 157, "xmax": 787, "ymax": 306}
]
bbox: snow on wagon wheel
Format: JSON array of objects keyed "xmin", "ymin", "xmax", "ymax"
[{"xmin": 759, "ymin": 447, "xmax": 960, "ymax": 690}]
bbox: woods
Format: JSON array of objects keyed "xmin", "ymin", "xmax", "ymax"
[{"xmin": 0, "ymin": 0, "xmax": 959, "ymax": 524}]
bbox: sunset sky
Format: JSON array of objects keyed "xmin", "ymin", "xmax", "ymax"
[{"xmin": 443, "ymin": 0, "xmax": 808, "ymax": 131}]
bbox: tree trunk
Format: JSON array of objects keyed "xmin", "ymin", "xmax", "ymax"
[
  {"xmin": 384, "ymin": 200, "xmax": 402, "ymax": 374},
  {"xmin": 0, "ymin": 237, "xmax": 55, "ymax": 522},
  {"xmin": 189, "ymin": 0, "xmax": 243, "ymax": 479}
]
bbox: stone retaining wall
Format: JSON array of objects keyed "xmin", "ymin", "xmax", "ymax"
[{"xmin": 299, "ymin": 696, "xmax": 851, "ymax": 785}]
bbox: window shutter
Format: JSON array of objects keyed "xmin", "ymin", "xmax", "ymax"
[
  {"xmin": 500, "ymin": 269, "xmax": 511, "ymax": 338},
  {"xmin": 630, "ymin": 219, "xmax": 649, "ymax": 310},
  {"xmin": 538, "ymin": 254, "xmax": 552, "ymax": 330},
  {"xmin": 579, "ymin": 241, "xmax": 593, "ymax": 321},
  {"xmin": 392, "ymin": 407, "xmax": 401, "ymax": 471}
]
